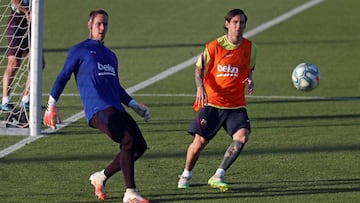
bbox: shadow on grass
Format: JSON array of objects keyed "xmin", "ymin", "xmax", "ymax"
[
  {"xmin": 147, "ymin": 178, "xmax": 360, "ymax": 202},
  {"xmin": 136, "ymin": 96, "xmax": 360, "ymax": 107},
  {"xmin": 248, "ymin": 96, "xmax": 360, "ymax": 104},
  {"xmin": 40, "ymin": 43, "xmax": 204, "ymax": 54},
  {"xmin": 1, "ymin": 142, "xmax": 359, "ymax": 164},
  {"xmin": 256, "ymin": 39, "xmax": 359, "ymax": 46},
  {"xmin": 251, "ymin": 113, "xmax": 360, "ymax": 130}
]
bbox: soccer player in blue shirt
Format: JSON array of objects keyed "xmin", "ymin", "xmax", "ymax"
[{"xmin": 43, "ymin": 9, "xmax": 150, "ymax": 203}]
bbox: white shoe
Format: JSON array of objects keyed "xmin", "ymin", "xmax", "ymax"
[
  {"xmin": 123, "ymin": 189, "xmax": 150, "ymax": 203},
  {"xmin": 89, "ymin": 170, "xmax": 107, "ymax": 200},
  {"xmin": 177, "ymin": 175, "xmax": 191, "ymax": 188}
]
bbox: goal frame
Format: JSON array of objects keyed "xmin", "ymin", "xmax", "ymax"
[
  {"xmin": 0, "ymin": 0, "xmax": 43, "ymax": 136},
  {"xmin": 29, "ymin": 0, "xmax": 43, "ymax": 136}
]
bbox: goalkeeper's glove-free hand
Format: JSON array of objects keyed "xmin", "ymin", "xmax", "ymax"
[
  {"xmin": 43, "ymin": 103, "xmax": 61, "ymax": 129},
  {"xmin": 128, "ymin": 100, "xmax": 150, "ymax": 122}
]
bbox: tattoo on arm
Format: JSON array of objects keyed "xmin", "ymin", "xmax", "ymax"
[{"xmin": 195, "ymin": 67, "xmax": 204, "ymax": 88}]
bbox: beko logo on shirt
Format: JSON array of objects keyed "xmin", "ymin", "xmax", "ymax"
[
  {"xmin": 97, "ymin": 62, "xmax": 116, "ymax": 76},
  {"xmin": 216, "ymin": 64, "xmax": 238, "ymax": 77}
]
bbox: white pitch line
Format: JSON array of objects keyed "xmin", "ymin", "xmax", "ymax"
[
  {"xmin": 131, "ymin": 93, "xmax": 360, "ymax": 101},
  {"xmin": 244, "ymin": 0, "xmax": 325, "ymax": 38},
  {"xmin": 0, "ymin": 0, "xmax": 325, "ymax": 158},
  {"xmin": 9, "ymin": 93, "xmax": 360, "ymax": 101}
]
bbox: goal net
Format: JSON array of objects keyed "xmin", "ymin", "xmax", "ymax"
[{"xmin": 0, "ymin": 0, "xmax": 42, "ymax": 135}]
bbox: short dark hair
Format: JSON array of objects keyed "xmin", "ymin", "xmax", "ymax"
[
  {"xmin": 224, "ymin": 8, "xmax": 248, "ymax": 30},
  {"xmin": 89, "ymin": 9, "xmax": 108, "ymax": 22}
]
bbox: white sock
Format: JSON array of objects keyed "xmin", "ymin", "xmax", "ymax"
[
  {"xmin": 215, "ymin": 168, "xmax": 225, "ymax": 177},
  {"xmin": 182, "ymin": 169, "xmax": 192, "ymax": 177},
  {"xmin": 2, "ymin": 96, "xmax": 10, "ymax": 105},
  {"xmin": 21, "ymin": 95, "xmax": 30, "ymax": 103},
  {"xmin": 126, "ymin": 188, "xmax": 137, "ymax": 194},
  {"xmin": 125, "ymin": 188, "xmax": 145, "ymax": 200},
  {"xmin": 100, "ymin": 169, "xmax": 106, "ymax": 177}
]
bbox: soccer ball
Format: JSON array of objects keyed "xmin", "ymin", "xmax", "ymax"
[{"xmin": 291, "ymin": 62, "xmax": 320, "ymax": 91}]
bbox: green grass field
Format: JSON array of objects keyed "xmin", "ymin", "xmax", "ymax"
[{"xmin": 1, "ymin": 0, "xmax": 360, "ymax": 202}]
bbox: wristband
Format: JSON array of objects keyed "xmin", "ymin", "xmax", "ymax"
[{"xmin": 48, "ymin": 96, "xmax": 57, "ymax": 105}]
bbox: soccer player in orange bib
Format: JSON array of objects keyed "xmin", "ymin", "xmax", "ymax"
[{"xmin": 178, "ymin": 8, "xmax": 257, "ymax": 191}]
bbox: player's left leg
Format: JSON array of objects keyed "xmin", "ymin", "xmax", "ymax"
[
  {"xmin": 20, "ymin": 55, "xmax": 45, "ymax": 109},
  {"xmin": 208, "ymin": 108, "xmax": 251, "ymax": 191},
  {"xmin": 220, "ymin": 128, "xmax": 249, "ymax": 170},
  {"xmin": 89, "ymin": 109, "xmax": 149, "ymax": 202},
  {"xmin": 109, "ymin": 112, "xmax": 149, "ymax": 203},
  {"xmin": 208, "ymin": 129, "xmax": 249, "ymax": 191}
]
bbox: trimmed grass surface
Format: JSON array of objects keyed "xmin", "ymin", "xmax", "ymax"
[{"xmin": 1, "ymin": 0, "xmax": 359, "ymax": 202}]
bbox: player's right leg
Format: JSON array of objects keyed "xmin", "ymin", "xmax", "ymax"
[
  {"xmin": 1, "ymin": 56, "xmax": 19, "ymax": 111},
  {"xmin": 178, "ymin": 134, "xmax": 208, "ymax": 188},
  {"xmin": 89, "ymin": 170, "xmax": 107, "ymax": 200},
  {"xmin": 178, "ymin": 170, "xmax": 192, "ymax": 189},
  {"xmin": 178, "ymin": 106, "xmax": 221, "ymax": 189}
]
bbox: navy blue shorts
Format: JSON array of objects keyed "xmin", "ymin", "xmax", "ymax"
[
  {"xmin": 90, "ymin": 107, "xmax": 147, "ymax": 149},
  {"xmin": 188, "ymin": 106, "xmax": 251, "ymax": 142}
]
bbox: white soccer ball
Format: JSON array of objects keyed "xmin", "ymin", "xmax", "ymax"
[{"xmin": 291, "ymin": 62, "xmax": 320, "ymax": 91}]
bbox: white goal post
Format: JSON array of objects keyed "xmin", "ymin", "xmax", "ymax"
[
  {"xmin": 0, "ymin": 0, "xmax": 43, "ymax": 136},
  {"xmin": 29, "ymin": 0, "xmax": 43, "ymax": 136}
]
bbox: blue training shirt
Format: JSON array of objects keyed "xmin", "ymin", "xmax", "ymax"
[{"xmin": 50, "ymin": 39, "xmax": 133, "ymax": 122}]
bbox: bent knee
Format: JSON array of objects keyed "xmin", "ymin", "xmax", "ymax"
[
  {"xmin": 192, "ymin": 134, "xmax": 208, "ymax": 149},
  {"xmin": 233, "ymin": 128, "xmax": 250, "ymax": 144}
]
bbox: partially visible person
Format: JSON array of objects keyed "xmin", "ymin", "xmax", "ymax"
[
  {"xmin": 43, "ymin": 9, "xmax": 150, "ymax": 203},
  {"xmin": 2, "ymin": 0, "xmax": 45, "ymax": 111},
  {"xmin": 177, "ymin": 8, "xmax": 257, "ymax": 192}
]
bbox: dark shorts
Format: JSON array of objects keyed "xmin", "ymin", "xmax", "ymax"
[
  {"xmin": 90, "ymin": 107, "xmax": 147, "ymax": 148},
  {"xmin": 188, "ymin": 106, "xmax": 251, "ymax": 142},
  {"xmin": 7, "ymin": 12, "xmax": 29, "ymax": 57}
]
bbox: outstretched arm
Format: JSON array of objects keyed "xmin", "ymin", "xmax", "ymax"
[
  {"xmin": 43, "ymin": 49, "xmax": 79, "ymax": 129},
  {"xmin": 120, "ymin": 85, "xmax": 150, "ymax": 122}
]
